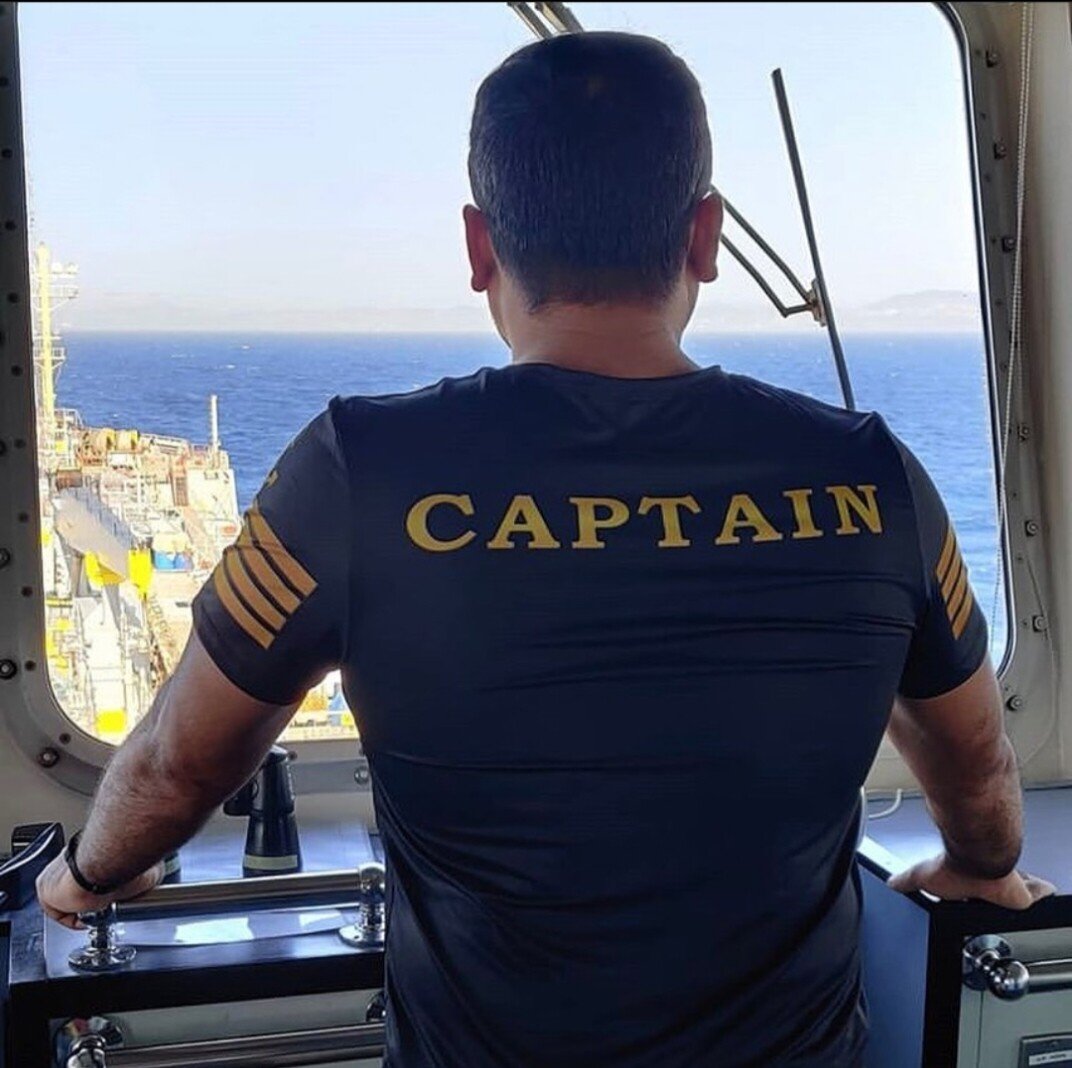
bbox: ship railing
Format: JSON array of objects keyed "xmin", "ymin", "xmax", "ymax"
[
  {"xmin": 50, "ymin": 408, "xmax": 84, "ymax": 463},
  {"xmin": 57, "ymin": 485, "xmax": 138, "ymax": 549},
  {"xmin": 179, "ymin": 505, "xmax": 225, "ymax": 569},
  {"xmin": 185, "ymin": 443, "xmax": 229, "ymax": 470},
  {"xmin": 286, "ymin": 723, "xmax": 361, "ymax": 742},
  {"xmin": 67, "ymin": 598, "xmax": 100, "ymax": 724},
  {"xmin": 143, "ymin": 434, "xmax": 195, "ymax": 455},
  {"xmin": 92, "ymin": 471, "xmax": 182, "ymax": 530},
  {"xmin": 54, "ymin": 407, "xmax": 84, "ymax": 430},
  {"xmin": 144, "ymin": 591, "xmax": 181, "ymax": 677}
]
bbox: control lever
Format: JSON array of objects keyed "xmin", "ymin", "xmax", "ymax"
[
  {"xmin": 224, "ymin": 745, "xmax": 302, "ymax": 877},
  {"xmin": 0, "ymin": 821, "xmax": 65, "ymax": 910}
]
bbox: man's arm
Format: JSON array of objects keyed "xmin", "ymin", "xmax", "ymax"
[
  {"xmin": 886, "ymin": 658, "xmax": 1052, "ymax": 909},
  {"xmin": 37, "ymin": 633, "xmax": 295, "ymax": 927},
  {"xmin": 37, "ymin": 405, "xmax": 351, "ymax": 927},
  {"xmin": 886, "ymin": 436, "xmax": 1053, "ymax": 909},
  {"xmin": 890, "ymin": 658, "xmax": 1020, "ymax": 879}
]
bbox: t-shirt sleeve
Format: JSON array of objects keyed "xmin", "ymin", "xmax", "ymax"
[
  {"xmin": 895, "ymin": 437, "xmax": 989, "ymax": 699},
  {"xmin": 191, "ymin": 402, "xmax": 350, "ymax": 705}
]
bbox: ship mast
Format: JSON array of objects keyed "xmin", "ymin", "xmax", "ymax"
[
  {"xmin": 31, "ymin": 241, "xmax": 78, "ymax": 471},
  {"xmin": 209, "ymin": 393, "xmax": 220, "ymax": 460},
  {"xmin": 35, "ymin": 243, "xmax": 55, "ymax": 445}
]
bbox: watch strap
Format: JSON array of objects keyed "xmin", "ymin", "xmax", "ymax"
[{"xmin": 64, "ymin": 830, "xmax": 121, "ymax": 896}]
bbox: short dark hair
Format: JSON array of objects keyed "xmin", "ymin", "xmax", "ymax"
[{"xmin": 468, "ymin": 32, "xmax": 712, "ymax": 308}]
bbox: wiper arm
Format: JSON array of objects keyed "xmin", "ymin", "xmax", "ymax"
[
  {"xmin": 508, "ymin": 2, "xmax": 582, "ymax": 36},
  {"xmin": 717, "ymin": 196, "xmax": 813, "ymax": 319},
  {"xmin": 507, "ymin": 2, "xmax": 553, "ymax": 39},
  {"xmin": 771, "ymin": 68, "xmax": 854, "ymax": 410}
]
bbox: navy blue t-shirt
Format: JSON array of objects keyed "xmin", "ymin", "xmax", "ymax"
[{"xmin": 193, "ymin": 363, "xmax": 987, "ymax": 1067}]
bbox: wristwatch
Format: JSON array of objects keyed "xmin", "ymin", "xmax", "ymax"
[{"xmin": 64, "ymin": 830, "xmax": 122, "ymax": 896}]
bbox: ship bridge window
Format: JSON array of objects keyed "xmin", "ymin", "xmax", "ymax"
[{"xmin": 15, "ymin": 2, "xmax": 1004, "ymax": 749}]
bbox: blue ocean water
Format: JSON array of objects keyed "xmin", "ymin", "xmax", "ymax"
[{"xmin": 55, "ymin": 330, "xmax": 1006, "ymax": 652}]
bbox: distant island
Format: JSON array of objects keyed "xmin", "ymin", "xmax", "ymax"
[
  {"xmin": 843, "ymin": 290, "xmax": 982, "ymax": 334},
  {"xmin": 690, "ymin": 290, "xmax": 981, "ymax": 335}
]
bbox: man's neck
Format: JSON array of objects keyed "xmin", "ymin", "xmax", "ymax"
[{"xmin": 507, "ymin": 304, "xmax": 697, "ymax": 379}]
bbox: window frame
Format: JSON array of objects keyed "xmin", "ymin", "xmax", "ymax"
[
  {"xmin": 866, "ymin": 1, "xmax": 1053, "ymax": 789},
  {"xmin": 0, "ymin": 1, "xmax": 1042, "ymax": 794}
]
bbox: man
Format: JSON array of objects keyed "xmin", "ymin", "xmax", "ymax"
[{"xmin": 39, "ymin": 31, "xmax": 1051, "ymax": 1067}]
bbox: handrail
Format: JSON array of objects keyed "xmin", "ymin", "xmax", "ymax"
[
  {"xmin": 108, "ymin": 869, "xmax": 366, "ymax": 923},
  {"xmin": 68, "ymin": 1023, "xmax": 385, "ymax": 1068},
  {"xmin": 70, "ymin": 866, "xmax": 387, "ymax": 973}
]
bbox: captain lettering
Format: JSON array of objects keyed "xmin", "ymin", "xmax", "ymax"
[{"xmin": 405, "ymin": 486, "xmax": 883, "ymax": 552}]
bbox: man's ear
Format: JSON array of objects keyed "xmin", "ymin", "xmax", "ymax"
[
  {"xmin": 686, "ymin": 193, "xmax": 723, "ymax": 285},
  {"xmin": 463, "ymin": 204, "xmax": 497, "ymax": 293}
]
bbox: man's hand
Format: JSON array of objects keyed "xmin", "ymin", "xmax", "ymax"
[
  {"xmin": 33, "ymin": 635, "xmax": 296, "ymax": 926},
  {"xmin": 35, "ymin": 850, "xmax": 165, "ymax": 930},
  {"xmin": 888, "ymin": 852, "xmax": 1056, "ymax": 910}
]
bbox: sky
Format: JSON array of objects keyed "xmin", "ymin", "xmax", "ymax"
[{"xmin": 16, "ymin": 2, "xmax": 982, "ymax": 332}]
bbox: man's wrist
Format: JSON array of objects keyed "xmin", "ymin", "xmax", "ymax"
[
  {"xmin": 943, "ymin": 844, "xmax": 1020, "ymax": 882},
  {"xmin": 64, "ymin": 831, "xmax": 123, "ymax": 896}
]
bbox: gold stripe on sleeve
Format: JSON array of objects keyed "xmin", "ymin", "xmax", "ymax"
[
  {"xmin": 946, "ymin": 565, "xmax": 969, "ymax": 623},
  {"xmin": 239, "ymin": 543, "xmax": 302, "ymax": 614},
  {"xmin": 247, "ymin": 507, "xmax": 317, "ymax": 597},
  {"xmin": 224, "ymin": 550, "xmax": 286, "ymax": 631},
  {"xmin": 935, "ymin": 527, "xmax": 957, "ymax": 583},
  {"xmin": 213, "ymin": 567, "xmax": 275, "ymax": 649},
  {"xmin": 940, "ymin": 552, "xmax": 963, "ymax": 603},
  {"xmin": 952, "ymin": 588, "xmax": 975, "ymax": 640}
]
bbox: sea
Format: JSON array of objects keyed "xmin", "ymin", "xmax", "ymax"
[{"xmin": 55, "ymin": 330, "xmax": 1007, "ymax": 653}]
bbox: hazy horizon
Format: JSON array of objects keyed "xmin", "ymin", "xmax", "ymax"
[
  {"xmin": 51, "ymin": 288, "xmax": 984, "ymax": 336},
  {"xmin": 20, "ymin": 3, "xmax": 982, "ymax": 337}
]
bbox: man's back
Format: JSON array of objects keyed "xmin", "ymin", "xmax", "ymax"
[
  {"xmin": 195, "ymin": 362, "xmax": 983, "ymax": 1066},
  {"xmin": 36, "ymin": 31, "xmax": 1043, "ymax": 1066}
]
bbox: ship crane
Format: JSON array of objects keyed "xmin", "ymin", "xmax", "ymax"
[
  {"xmin": 31, "ymin": 241, "xmax": 78, "ymax": 471},
  {"xmin": 29, "ymin": 245, "xmax": 240, "ymax": 737}
]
